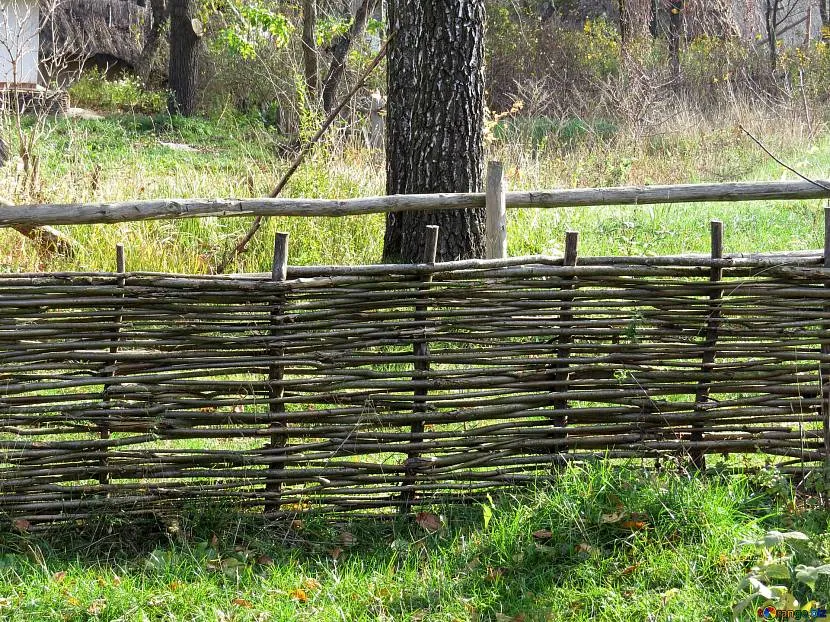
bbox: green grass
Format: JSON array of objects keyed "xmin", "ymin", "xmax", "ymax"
[
  {"xmin": 2, "ymin": 462, "xmax": 829, "ymax": 621},
  {"xmin": 1, "ymin": 112, "xmax": 829, "ymax": 273}
]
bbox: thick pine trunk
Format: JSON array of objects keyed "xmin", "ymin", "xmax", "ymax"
[
  {"xmin": 168, "ymin": 0, "xmax": 199, "ymax": 116},
  {"xmin": 383, "ymin": 0, "xmax": 486, "ymax": 263}
]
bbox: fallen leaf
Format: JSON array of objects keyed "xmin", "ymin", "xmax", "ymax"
[
  {"xmin": 303, "ymin": 578, "xmax": 321, "ymax": 592},
  {"xmin": 620, "ymin": 564, "xmax": 639, "ymax": 575},
  {"xmin": 256, "ymin": 555, "xmax": 274, "ymax": 567},
  {"xmin": 169, "ymin": 581, "xmax": 183, "ymax": 591},
  {"xmin": 87, "ymin": 599, "xmax": 106, "ymax": 615},
  {"xmin": 329, "ymin": 547, "xmax": 343, "ymax": 561},
  {"xmin": 415, "ymin": 512, "xmax": 442, "ymax": 532},
  {"xmin": 575, "ymin": 543, "xmax": 594, "ymax": 554},
  {"xmin": 232, "ymin": 598, "xmax": 253, "ymax": 608},
  {"xmin": 0, "ymin": 598, "xmax": 11, "ymax": 608},
  {"xmin": 600, "ymin": 512, "xmax": 624, "ymax": 524},
  {"xmin": 13, "ymin": 519, "xmax": 30, "ymax": 532},
  {"xmin": 532, "ymin": 529, "xmax": 554, "ymax": 540},
  {"xmin": 52, "ymin": 571, "xmax": 67, "ymax": 583},
  {"xmin": 289, "ymin": 588, "xmax": 308, "ymax": 603},
  {"xmin": 291, "ymin": 520, "xmax": 305, "ymax": 531},
  {"xmin": 111, "ymin": 574, "xmax": 122, "ymax": 587},
  {"xmin": 620, "ymin": 520, "xmax": 647, "ymax": 531}
]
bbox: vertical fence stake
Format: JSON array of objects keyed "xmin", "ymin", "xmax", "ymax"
[
  {"xmin": 691, "ymin": 220, "xmax": 723, "ymax": 471},
  {"xmin": 401, "ymin": 225, "xmax": 439, "ymax": 513},
  {"xmin": 100, "ymin": 244, "xmax": 125, "ymax": 489},
  {"xmin": 485, "ymin": 161, "xmax": 507, "ymax": 260},
  {"xmin": 823, "ymin": 207, "xmax": 830, "ymax": 498},
  {"xmin": 265, "ymin": 232, "xmax": 289, "ymax": 514},
  {"xmin": 552, "ymin": 231, "xmax": 578, "ymax": 468}
]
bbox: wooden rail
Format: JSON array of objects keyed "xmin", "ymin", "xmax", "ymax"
[{"xmin": 1, "ymin": 179, "xmax": 829, "ymax": 228}]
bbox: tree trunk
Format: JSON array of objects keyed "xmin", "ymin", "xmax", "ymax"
[
  {"xmin": 668, "ymin": 0, "xmax": 683, "ymax": 77},
  {"xmin": 302, "ymin": 0, "xmax": 318, "ymax": 99},
  {"xmin": 821, "ymin": 1, "xmax": 830, "ymax": 39},
  {"xmin": 765, "ymin": 0, "xmax": 778, "ymax": 72},
  {"xmin": 168, "ymin": 0, "xmax": 200, "ymax": 116},
  {"xmin": 649, "ymin": 0, "xmax": 659, "ymax": 38},
  {"xmin": 617, "ymin": 0, "xmax": 629, "ymax": 46},
  {"xmin": 136, "ymin": 0, "xmax": 168, "ymax": 84},
  {"xmin": 383, "ymin": 0, "xmax": 486, "ymax": 263},
  {"xmin": 321, "ymin": 0, "xmax": 378, "ymax": 114}
]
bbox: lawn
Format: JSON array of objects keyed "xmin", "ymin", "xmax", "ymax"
[{"xmin": 1, "ymin": 463, "xmax": 828, "ymax": 621}]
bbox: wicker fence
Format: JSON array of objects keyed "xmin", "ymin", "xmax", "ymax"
[{"xmin": 2, "ymin": 229, "xmax": 830, "ymax": 523}]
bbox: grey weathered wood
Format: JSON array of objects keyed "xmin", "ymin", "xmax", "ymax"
[
  {"xmin": 100, "ymin": 244, "xmax": 126, "ymax": 487},
  {"xmin": 486, "ymin": 161, "xmax": 507, "ymax": 259},
  {"xmin": 265, "ymin": 232, "xmax": 289, "ymax": 513},
  {"xmin": 691, "ymin": 220, "xmax": 723, "ymax": 471},
  {"xmin": 823, "ymin": 208, "xmax": 830, "ymax": 492},
  {"xmin": 4, "ymin": 180, "xmax": 830, "ymax": 227},
  {"xmin": 553, "ymin": 231, "xmax": 578, "ymax": 460}
]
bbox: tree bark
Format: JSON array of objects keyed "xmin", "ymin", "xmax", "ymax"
[
  {"xmin": 649, "ymin": 0, "xmax": 659, "ymax": 38},
  {"xmin": 321, "ymin": 0, "xmax": 378, "ymax": 114},
  {"xmin": 821, "ymin": 1, "xmax": 830, "ymax": 38},
  {"xmin": 168, "ymin": 0, "xmax": 200, "ymax": 116},
  {"xmin": 383, "ymin": 0, "xmax": 486, "ymax": 263},
  {"xmin": 302, "ymin": 0, "xmax": 319, "ymax": 99},
  {"xmin": 765, "ymin": 0, "xmax": 779, "ymax": 72},
  {"xmin": 668, "ymin": 0, "xmax": 683, "ymax": 77},
  {"xmin": 136, "ymin": 0, "xmax": 168, "ymax": 84}
]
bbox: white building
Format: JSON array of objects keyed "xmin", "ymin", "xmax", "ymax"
[{"xmin": 0, "ymin": 0, "xmax": 40, "ymax": 86}]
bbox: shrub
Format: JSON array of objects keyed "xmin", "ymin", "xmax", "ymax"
[{"xmin": 68, "ymin": 69, "xmax": 167, "ymax": 114}]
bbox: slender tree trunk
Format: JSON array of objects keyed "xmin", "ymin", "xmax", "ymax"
[
  {"xmin": 765, "ymin": 0, "xmax": 779, "ymax": 72},
  {"xmin": 302, "ymin": 0, "xmax": 318, "ymax": 99},
  {"xmin": 321, "ymin": 0, "xmax": 378, "ymax": 114},
  {"xmin": 168, "ymin": 0, "xmax": 200, "ymax": 116},
  {"xmin": 383, "ymin": 0, "xmax": 486, "ymax": 263},
  {"xmin": 136, "ymin": 0, "xmax": 168, "ymax": 84},
  {"xmin": 668, "ymin": 0, "xmax": 683, "ymax": 77},
  {"xmin": 821, "ymin": 1, "xmax": 830, "ymax": 39},
  {"xmin": 618, "ymin": 0, "xmax": 629, "ymax": 46},
  {"xmin": 649, "ymin": 0, "xmax": 659, "ymax": 38}
]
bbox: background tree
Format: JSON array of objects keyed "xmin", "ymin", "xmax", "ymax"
[
  {"xmin": 168, "ymin": 0, "xmax": 201, "ymax": 115},
  {"xmin": 668, "ymin": 0, "xmax": 683, "ymax": 77},
  {"xmin": 302, "ymin": 0, "xmax": 318, "ymax": 99},
  {"xmin": 383, "ymin": 0, "xmax": 486, "ymax": 263},
  {"xmin": 136, "ymin": 0, "xmax": 168, "ymax": 85}
]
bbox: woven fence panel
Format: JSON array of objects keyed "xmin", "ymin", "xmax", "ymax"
[{"xmin": 0, "ymin": 255, "xmax": 826, "ymax": 522}]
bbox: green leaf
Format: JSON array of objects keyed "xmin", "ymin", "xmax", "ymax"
[{"xmin": 481, "ymin": 503, "xmax": 493, "ymax": 531}]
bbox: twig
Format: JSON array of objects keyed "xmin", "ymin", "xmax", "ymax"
[
  {"xmin": 215, "ymin": 35, "xmax": 393, "ymax": 274},
  {"xmin": 739, "ymin": 124, "xmax": 830, "ymax": 192}
]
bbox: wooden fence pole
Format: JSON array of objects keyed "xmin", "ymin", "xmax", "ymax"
[
  {"xmin": 401, "ymin": 225, "xmax": 439, "ymax": 513},
  {"xmin": 265, "ymin": 232, "xmax": 289, "ymax": 514},
  {"xmin": 552, "ymin": 231, "xmax": 578, "ymax": 467},
  {"xmin": 823, "ymin": 207, "xmax": 830, "ymax": 496},
  {"xmin": 99, "ymin": 244, "xmax": 125, "ymax": 488},
  {"xmin": 691, "ymin": 220, "xmax": 723, "ymax": 471},
  {"xmin": 486, "ymin": 161, "xmax": 507, "ymax": 259}
]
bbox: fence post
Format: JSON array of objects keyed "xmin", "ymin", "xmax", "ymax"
[
  {"xmin": 486, "ymin": 161, "xmax": 507, "ymax": 259},
  {"xmin": 552, "ymin": 231, "xmax": 578, "ymax": 467},
  {"xmin": 691, "ymin": 220, "xmax": 723, "ymax": 471},
  {"xmin": 265, "ymin": 232, "xmax": 289, "ymax": 514},
  {"xmin": 401, "ymin": 225, "xmax": 439, "ymax": 513},
  {"xmin": 100, "ymin": 244, "xmax": 125, "ymax": 489},
  {"xmin": 823, "ymin": 208, "xmax": 830, "ymax": 494}
]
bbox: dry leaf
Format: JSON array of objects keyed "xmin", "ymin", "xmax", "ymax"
[
  {"xmin": 232, "ymin": 598, "xmax": 253, "ymax": 608},
  {"xmin": 13, "ymin": 519, "xmax": 30, "ymax": 532},
  {"xmin": 210, "ymin": 534, "xmax": 220, "ymax": 549},
  {"xmin": 599, "ymin": 512, "xmax": 624, "ymax": 524},
  {"xmin": 329, "ymin": 547, "xmax": 343, "ymax": 561},
  {"xmin": 291, "ymin": 519, "xmax": 305, "ymax": 531},
  {"xmin": 256, "ymin": 555, "xmax": 274, "ymax": 567},
  {"xmin": 111, "ymin": 574, "xmax": 122, "ymax": 587},
  {"xmin": 169, "ymin": 581, "xmax": 183, "ymax": 591},
  {"xmin": 303, "ymin": 578, "xmax": 321, "ymax": 592},
  {"xmin": 415, "ymin": 512, "xmax": 442, "ymax": 532},
  {"xmin": 531, "ymin": 529, "xmax": 553, "ymax": 540},
  {"xmin": 620, "ymin": 520, "xmax": 647, "ymax": 530},
  {"xmin": 87, "ymin": 599, "xmax": 106, "ymax": 615},
  {"xmin": 289, "ymin": 588, "xmax": 308, "ymax": 603},
  {"xmin": 620, "ymin": 564, "xmax": 639, "ymax": 575},
  {"xmin": 52, "ymin": 571, "xmax": 67, "ymax": 583},
  {"xmin": 575, "ymin": 543, "xmax": 594, "ymax": 554}
]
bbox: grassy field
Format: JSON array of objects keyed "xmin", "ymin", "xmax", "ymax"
[
  {"xmin": 2, "ymin": 109, "xmax": 830, "ymax": 620},
  {"xmin": 1, "ymin": 463, "xmax": 828, "ymax": 621},
  {"xmin": 0, "ymin": 111, "xmax": 828, "ymax": 273}
]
